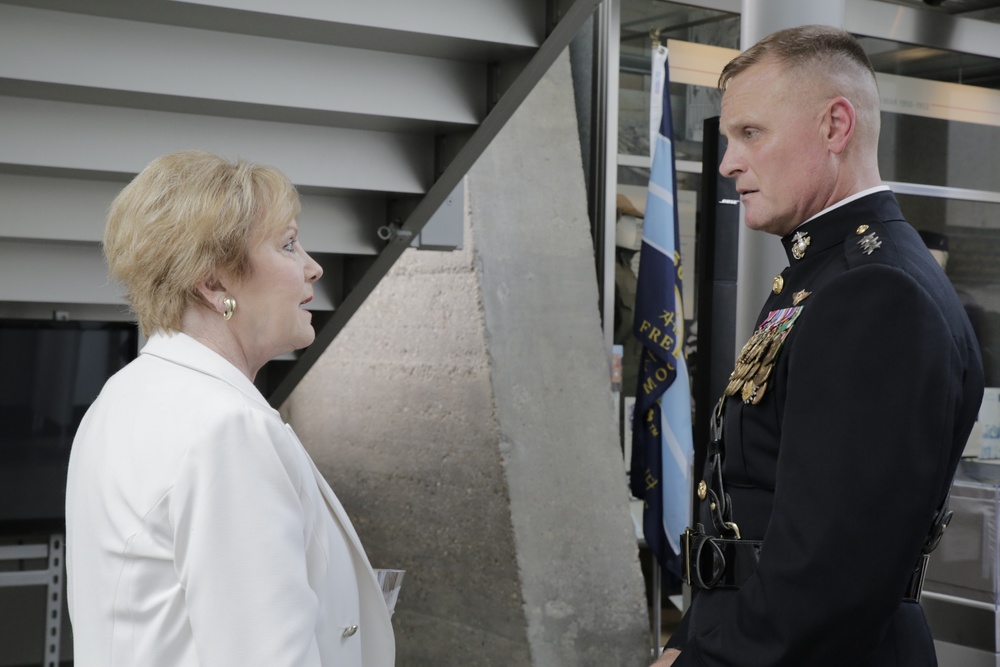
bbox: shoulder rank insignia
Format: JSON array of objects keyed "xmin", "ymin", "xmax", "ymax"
[
  {"xmin": 724, "ymin": 306, "xmax": 802, "ymax": 405},
  {"xmin": 858, "ymin": 232, "xmax": 882, "ymax": 255}
]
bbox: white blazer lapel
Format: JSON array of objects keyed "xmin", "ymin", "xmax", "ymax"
[
  {"xmin": 310, "ymin": 457, "xmax": 372, "ymax": 569},
  {"xmin": 285, "ymin": 429, "xmax": 390, "ymax": 589},
  {"xmin": 282, "ymin": 425, "xmax": 395, "ymax": 665}
]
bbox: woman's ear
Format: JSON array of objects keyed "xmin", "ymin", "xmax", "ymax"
[{"xmin": 194, "ymin": 277, "xmax": 230, "ymax": 315}]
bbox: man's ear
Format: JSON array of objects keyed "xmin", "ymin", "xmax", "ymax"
[
  {"xmin": 195, "ymin": 277, "xmax": 230, "ymax": 315},
  {"xmin": 825, "ymin": 96, "xmax": 856, "ymax": 155}
]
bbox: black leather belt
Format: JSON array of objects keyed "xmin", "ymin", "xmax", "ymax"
[{"xmin": 682, "ymin": 527, "xmax": 931, "ymax": 603}]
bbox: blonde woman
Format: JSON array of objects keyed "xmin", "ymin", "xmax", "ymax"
[{"xmin": 66, "ymin": 150, "xmax": 394, "ymax": 667}]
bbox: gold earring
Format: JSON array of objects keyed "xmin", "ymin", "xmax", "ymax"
[{"xmin": 222, "ymin": 296, "xmax": 237, "ymax": 321}]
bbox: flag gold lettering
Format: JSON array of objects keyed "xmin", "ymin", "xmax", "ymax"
[{"xmin": 645, "ymin": 469, "xmax": 658, "ymax": 492}]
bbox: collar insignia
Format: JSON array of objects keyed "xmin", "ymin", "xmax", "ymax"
[
  {"xmin": 858, "ymin": 232, "xmax": 882, "ymax": 255},
  {"xmin": 791, "ymin": 231, "xmax": 811, "ymax": 260}
]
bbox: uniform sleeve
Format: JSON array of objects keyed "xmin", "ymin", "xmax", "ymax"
[
  {"xmin": 678, "ymin": 265, "xmax": 963, "ymax": 666},
  {"xmin": 170, "ymin": 404, "xmax": 322, "ymax": 667}
]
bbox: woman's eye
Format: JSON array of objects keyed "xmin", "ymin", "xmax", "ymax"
[{"xmin": 284, "ymin": 238, "xmax": 297, "ymax": 251}]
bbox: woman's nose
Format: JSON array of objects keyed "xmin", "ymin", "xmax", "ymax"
[{"xmin": 304, "ymin": 251, "xmax": 323, "ymax": 282}]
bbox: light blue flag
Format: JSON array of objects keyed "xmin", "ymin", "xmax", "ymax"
[{"xmin": 628, "ymin": 45, "xmax": 694, "ymax": 572}]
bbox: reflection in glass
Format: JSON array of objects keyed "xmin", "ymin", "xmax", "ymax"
[
  {"xmin": 618, "ymin": 3, "xmax": 737, "ymax": 160},
  {"xmin": 894, "ymin": 193, "xmax": 1000, "ymax": 386}
]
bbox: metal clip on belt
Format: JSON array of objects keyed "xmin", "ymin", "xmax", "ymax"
[{"xmin": 682, "ymin": 526, "xmax": 761, "ymax": 590}]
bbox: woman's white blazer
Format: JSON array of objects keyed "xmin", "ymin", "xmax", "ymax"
[{"xmin": 66, "ymin": 332, "xmax": 394, "ymax": 667}]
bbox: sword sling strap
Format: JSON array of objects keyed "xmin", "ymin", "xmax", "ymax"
[
  {"xmin": 705, "ymin": 397, "xmax": 739, "ymax": 539},
  {"xmin": 685, "ymin": 396, "xmax": 952, "ymax": 603}
]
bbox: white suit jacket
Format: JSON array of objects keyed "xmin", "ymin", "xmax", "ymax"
[{"xmin": 66, "ymin": 332, "xmax": 394, "ymax": 667}]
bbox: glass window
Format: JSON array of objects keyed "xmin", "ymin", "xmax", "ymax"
[
  {"xmin": 860, "ymin": 34, "xmax": 1000, "ymax": 393},
  {"xmin": 614, "ymin": 3, "xmax": 739, "ymax": 435},
  {"xmin": 616, "ymin": 3, "xmax": 741, "ymax": 647},
  {"xmin": 615, "ymin": 4, "xmax": 738, "ymax": 392},
  {"xmin": 618, "ymin": 4, "xmax": 738, "ymax": 160}
]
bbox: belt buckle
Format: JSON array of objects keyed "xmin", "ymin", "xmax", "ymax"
[{"xmin": 683, "ymin": 528, "xmax": 729, "ymax": 590}]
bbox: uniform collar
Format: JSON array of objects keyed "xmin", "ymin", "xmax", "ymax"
[
  {"xmin": 798, "ymin": 185, "xmax": 891, "ymax": 227},
  {"xmin": 140, "ymin": 331, "xmax": 276, "ymax": 413},
  {"xmin": 779, "ymin": 189, "xmax": 903, "ymax": 265}
]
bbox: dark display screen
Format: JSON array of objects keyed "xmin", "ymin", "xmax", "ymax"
[{"xmin": 0, "ymin": 320, "xmax": 137, "ymax": 531}]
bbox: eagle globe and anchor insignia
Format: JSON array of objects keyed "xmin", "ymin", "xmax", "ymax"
[{"xmin": 791, "ymin": 230, "xmax": 811, "ymax": 260}]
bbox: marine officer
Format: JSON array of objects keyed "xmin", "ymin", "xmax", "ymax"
[{"xmin": 654, "ymin": 25, "xmax": 984, "ymax": 667}]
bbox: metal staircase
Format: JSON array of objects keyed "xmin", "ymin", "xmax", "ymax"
[{"xmin": 0, "ymin": 0, "xmax": 600, "ymax": 404}]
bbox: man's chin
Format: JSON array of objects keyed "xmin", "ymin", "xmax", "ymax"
[
  {"xmin": 743, "ymin": 215, "xmax": 771, "ymax": 233},
  {"xmin": 744, "ymin": 214, "xmax": 788, "ymax": 237}
]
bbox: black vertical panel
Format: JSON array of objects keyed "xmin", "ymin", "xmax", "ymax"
[{"xmin": 693, "ymin": 116, "xmax": 740, "ymax": 487}]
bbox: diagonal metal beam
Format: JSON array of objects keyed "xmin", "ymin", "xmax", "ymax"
[{"xmin": 268, "ymin": 0, "xmax": 602, "ymax": 407}]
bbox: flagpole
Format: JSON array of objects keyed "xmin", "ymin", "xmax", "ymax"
[
  {"xmin": 652, "ymin": 559, "xmax": 662, "ymax": 657},
  {"xmin": 649, "ymin": 30, "xmax": 664, "ymax": 658},
  {"xmin": 629, "ymin": 31, "xmax": 693, "ymax": 656}
]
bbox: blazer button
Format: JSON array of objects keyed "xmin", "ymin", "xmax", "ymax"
[{"xmin": 342, "ymin": 625, "xmax": 359, "ymax": 638}]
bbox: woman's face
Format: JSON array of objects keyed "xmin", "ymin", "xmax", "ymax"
[{"xmin": 228, "ymin": 219, "xmax": 323, "ymax": 371}]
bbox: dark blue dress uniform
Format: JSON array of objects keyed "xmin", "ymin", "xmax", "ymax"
[{"xmin": 667, "ymin": 190, "xmax": 984, "ymax": 666}]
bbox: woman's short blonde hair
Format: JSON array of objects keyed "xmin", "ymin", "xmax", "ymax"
[{"xmin": 104, "ymin": 150, "xmax": 301, "ymax": 336}]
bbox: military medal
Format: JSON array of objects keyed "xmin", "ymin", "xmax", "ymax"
[
  {"xmin": 751, "ymin": 382, "xmax": 768, "ymax": 405},
  {"xmin": 724, "ymin": 306, "xmax": 803, "ymax": 404},
  {"xmin": 753, "ymin": 362, "xmax": 772, "ymax": 384},
  {"xmin": 792, "ymin": 290, "xmax": 811, "ymax": 306},
  {"xmin": 791, "ymin": 231, "xmax": 811, "ymax": 260},
  {"xmin": 761, "ymin": 337, "xmax": 782, "ymax": 365}
]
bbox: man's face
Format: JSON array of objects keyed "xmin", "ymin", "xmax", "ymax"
[{"xmin": 718, "ymin": 59, "xmax": 835, "ymax": 237}]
